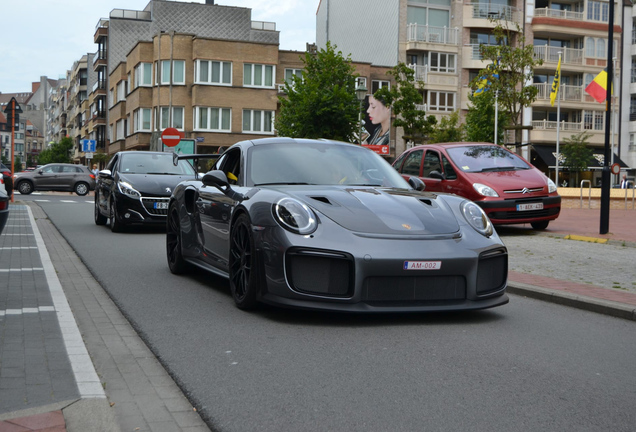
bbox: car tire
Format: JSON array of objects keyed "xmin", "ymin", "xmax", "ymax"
[
  {"xmin": 229, "ymin": 213, "xmax": 259, "ymax": 310},
  {"xmin": 531, "ymin": 221, "xmax": 549, "ymax": 230},
  {"xmin": 166, "ymin": 202, "xmax": 189, "ymax": 274},
  {"xmin": 17, "ymin": 181, "xmax": 33, "ymax": 195},
  {"xmin": 75, "ymin": 182, "xmax": 89, "ymax": 196},
  {"xmin": 109, "ymin": 198, "xmax": 123, "ymax": 233},
  {"xmin": 94, "ymin": 191, "xmax": 107, "ymax": 225}
]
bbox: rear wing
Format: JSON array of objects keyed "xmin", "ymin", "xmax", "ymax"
[{"xmin": 172, "ymin": 153, "xmax": 221, "ymax": 180}]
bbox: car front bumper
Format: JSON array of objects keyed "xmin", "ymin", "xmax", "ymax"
[
  {"xmin": 115, "ymin": 193, "xmax": 170, "ymax": 226},
  {"xmin": 476, "ymin": 195, "xmax": 561, "ymax": 225}
]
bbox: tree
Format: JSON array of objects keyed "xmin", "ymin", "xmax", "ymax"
[
  {"xmin": 275, "ymin": 42, "xmax": 360, "ymax": 141},
  {"xmin": 465, "ymin": 90, "xmax": 510, "ymax": 143},
  {"xmin": 470, "ymin": 19, "xmax": 543, "ymax": 145},
  {"xmin": 91, "ymin": 150, "xmax": 111, "ymax": 167},
  {"xmin": 561, "ymin": 131, "xmax": 594, "ymax": 186},
  {"xmin": 38, "ymin": 137, "xmax": 74, "ymax": 165},
  {"xmin": 373, "ymin": 63, "xmax": 436, "ymax": 144},
  {"xmin": 428, "ymin": 111, "xmax": 465, "ymax": 143}
]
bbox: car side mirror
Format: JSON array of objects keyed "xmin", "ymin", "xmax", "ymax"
[
  {"xmin": 38, "ymin": 170, "xmax": 44, "ymax": 174},
  {"xmin": 98, "ymin": 169, "xmax": 112, "ymax": 179},
  {"xmin": 429, "ymin": 170, "xmax": 445, "ymax": 180},
  {"xmin": 202, "ymin": 170, "xmax": 245, "ymax": 201},
  {"xmin": 408, "ymin": 176, "xmax": 425, "ymax": 191}
]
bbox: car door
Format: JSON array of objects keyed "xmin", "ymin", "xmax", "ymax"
[
  {"xmin": 98, "ymin": 154, "xmax": 120, "ymax": 216},
  {"xmin": 196, "ymin": 148, "xmax": 245, "ymax": 269},
  {"xmin": 58, "ymin": 165, "xmax": 80, "ymax": 190},
  {"xmin": 35, "ymin": 165, "xmax": 62, "ymax": 189}
]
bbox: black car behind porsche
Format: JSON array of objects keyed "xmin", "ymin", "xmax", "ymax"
[{"xmin": 94, "ymin": 151, "xmax": 197, "ymax": 232}]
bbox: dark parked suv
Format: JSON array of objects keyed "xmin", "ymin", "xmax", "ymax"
[
  {"xmin": 94, "ymin": 151, "xmax": 197, "ymax": 232},
  {"xmin": 13, "ymin": 163, "xmax": 96, "ymax": 196}
]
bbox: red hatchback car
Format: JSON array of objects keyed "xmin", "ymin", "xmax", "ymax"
[{"xmin": 392, "ymin": 143, "xmax": 561, "ymax": 230}]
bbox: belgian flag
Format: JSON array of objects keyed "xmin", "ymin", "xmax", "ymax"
[{"xmin": 585, "ymin": 69, "xmax": 610, "ymax": 103}]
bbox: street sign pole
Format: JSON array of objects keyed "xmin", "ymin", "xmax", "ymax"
[{"xmin": 10, "ymin": 102, "xmax": 15, "ymax": 203}]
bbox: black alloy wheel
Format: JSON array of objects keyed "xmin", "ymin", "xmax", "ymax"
[
  {"xmin": 109, "ymin": 198, "xmax": 123, "ymax": 233},
  {"xmin": 17, "ymin": 181, "xmax": 33, "ymax": 195},
  {"xmin": 94, "ymin": 191, "xmax": 107, "ymax": 225},
  {"xmin": 166, "ymin": 202, "xmax": 188, "ymax": 274},
  {"xmin": 229, "ymin": 213, "xmax": 259, "ymax": 310},
  {"xmin": 75, "ymin": 182, "xmax": 89, "ymax": 196}
]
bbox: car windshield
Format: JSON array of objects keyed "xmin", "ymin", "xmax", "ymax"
[
  {"xmin": 248, "ymin": 141, "xmax": 410, "ymax": 188},
  {"xmin": 119, "ymin": 153, "xmax": 196, "ymax": 175},
  {"xmin": 446, "ymin": 145, "xmax": 531, "ymax": 173}
]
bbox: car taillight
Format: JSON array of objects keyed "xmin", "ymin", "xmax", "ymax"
[{"xmin": 90, "ymin": 174, "xmax": 95, "ymax": 179}]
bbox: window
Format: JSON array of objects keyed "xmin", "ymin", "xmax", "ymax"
[
  {"xmin": 135, "ymin": 63, "xmax": 152, "ymax": 87},
  {"xmin": 242, "ymin": 109, "xmax": 274, "ymax": 133},
  {"xmin": 243, "ymin": 64, "xmax": 275, "ymax": 87},
  {"xmin": 428, "ymin": 91, "xmax": 455, "ymax": 111},
  {"xmin": 116, "ymin": 119, "xmax": 126, "ymax": 140},
  {"xmin": 587, "ymin": 1, "xmax": 609, "ymax": 22},
  {"xmin": 133, "ymin": 108, "xmax": 152, "ymax": 132},
  {"xmin": 372, "ymin": 80, "xmax": 390, "ymax": 93},
  {"xmin": 429, "ymin": 52, "xmax": 456, "ymax": 73},
  {"xmin": 285, "ymin": 68, "xmax": 303, "ymax": 85},
  {"xmin": 583, "ymin": 110, "xmax": 604, "ymax": 131},
  {"xmin": 401, "ymin": 150, "xmax": 423, "ymax": 176},
  {"xmin": 156, "ymin": 106, "xmax": 185, "ymax": 130},
  {"xmin": 194, "ymin": 107, "xmax": 231, "ymax": 131},
  {"xmin": 422, "ymin": 151, "xmax": 442, "ymax": 178},
  {"xmin": 195, "ymin": 60, "xmax": 232, "ymax": 85},
  {"xmin": 116, "ymin": 80, "xmax": 126, "ymax": 102},
  {"xmin": 407, "ymin": 0, "xmax": 451, "ymax": 28},
  {"xmin": 159, "ymin": 60, "xmax": 185, "ymax": 85}
]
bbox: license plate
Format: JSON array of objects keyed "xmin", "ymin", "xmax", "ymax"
[
  {"xmin": 404, "ymin": 261, "xmax": 441, "ymax": 270},
  {"xmin": 154, "ymin": 202, "xmax": 169, "ymax": 210},
  {"xmin": 517, "ymin": 203, "xmax": 543, "ymax": 211}
]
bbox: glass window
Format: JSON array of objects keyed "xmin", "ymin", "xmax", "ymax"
[
  {"xmin": 446, "ymin": 145, "xmax": 530, "ymax": 173},
  {"xmin": 135, "ymin": 63, "xmax": 152, "ymax": 87},
  {"xmin": 196, "ymin": 60, "xmax": 232, "ymax": 85},
  {"xmin": 242, "ymin": 109, "xmax": 274, "ymax": 133},
  {"xmin": 401, "ymin": 150, "xmax": 423, "ymax": 176},
  {"xmin": 195, "ymin": 107, "xmax": 231, "ymax": 131},
  {"xmin": 173, "ymin": 61, "xmax": 185, "ymax": 84},
  {"xmin": 428, "ymin": 91, "xmax": 455, "ymax": 111},
  {"xmin": 244, "ymin": 64, "xmax": 275, "ymax": 87},
  {"xmin": 161, "ymin": 60, "xmax": 171, "ymax": 84}
]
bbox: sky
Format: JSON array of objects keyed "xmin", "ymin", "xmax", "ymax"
[{"xmin": 0, "ymin": 0, "xmax": 317, "ymax": 94}]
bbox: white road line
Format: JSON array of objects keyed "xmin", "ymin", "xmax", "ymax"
[
  {"xmin": 26, "ymin": 206, "xmax": 106, "ymax": 399},
  {"xmin": 0, "ymin": 268, "xmax": 44, "ymax": 272},
  {"xmin": 0, "ymin": 306, "xmax": 55, "ymax": 316}
]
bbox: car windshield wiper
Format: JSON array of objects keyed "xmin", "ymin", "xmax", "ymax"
[
  {"xmin": 145, "ymin": 172, "xmax": 182, "ymax": 175},
  {"xmin": 255, "ymin": 182, "xmax": 314, "ymax": 186},
  {"xmin": 479, "ymin": 166, "xmax": 519, "ymax": 172}
]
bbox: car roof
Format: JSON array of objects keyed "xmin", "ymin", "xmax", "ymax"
[
  {"xmin": 238, "ymin": 137, "xmax": 358, "ymax": 148},
  {"xmin": 410, "ymin": 142, "xmax": 499, "ymax": 150}
]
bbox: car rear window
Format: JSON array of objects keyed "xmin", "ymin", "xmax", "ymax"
[{"xmin": 446, "ymin": 145, "xmax": 530, "ymax": 173}]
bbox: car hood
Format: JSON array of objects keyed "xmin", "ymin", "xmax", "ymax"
[
  {"xmin": 463, "ymin": 169, "xmax": 550, "ymax": 192},
  {"xmin": 279, "ymin": 186, "xmax": 460, "ymax": 235},
  {"xmin": 118, "ymin": 173, "xmax": 194, "ymax": 195}
]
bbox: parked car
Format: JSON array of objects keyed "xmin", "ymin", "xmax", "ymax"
[
  {"xmin": 94, "ymin": 151, "xmax": 197, "ymax": 232},
  {"xmin": 13, "ymin": 163, "xmax": 96, "ymax": 196},
  {"xmin": 0, "ymin": 187, "xmax": 9, "ymax": 235},
  {"xmin": 392, "ymin": 143, "xmax": 561, "ymax": 230},
  {"xmin": 166, "ymin": 138, "xmax": 509, "ymax": 312},
  {"xmin": 0, "ymin": 163, "xmax": 12, "ymax": 198}
]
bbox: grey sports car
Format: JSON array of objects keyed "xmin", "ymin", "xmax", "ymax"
[{"xmin": 166, "ymin": 138, "xmax": 508, "ymax": 312}]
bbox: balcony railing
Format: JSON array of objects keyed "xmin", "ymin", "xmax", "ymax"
[
  {"xmin": 92, "ymin": 80, "xmax": 107, "ymax": 93},
  {"xmin": 534, "ymin": 7, "xmax": 584, "ymax": 21},
  {"xmin": 533, "ymin": 82, "xmax": 617, "ymax": 105},
  {"xmin": 470, "ymin": 3, "xmax": 521, "ymax": 23},
  {"xmin": 532, "ymin": 119, "xmax": 604, "ymax": 133},
  {"xmin": 466, "ymin": 43, "xmax": 499, "ymax": 60},
  {"xmin": 409, "ymin": 64, "xmax": 428, "ymax": 82},
  {"xmin": 406, "ymin": 24, "xmax": 459, "ymax": 45},
  {"xmin": 533, "ymin": 46, "xmax": 583, "ymax": 66},
  {"xmin": 110, "ymin": 9, "xmax": 151, "ymax": 20},
  {"xmin": 251, "ymin": 21, "xmax": 276, "ymax": 31}
]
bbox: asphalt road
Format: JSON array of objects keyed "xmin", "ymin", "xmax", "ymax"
[{"xmin": 22, "ymin": 194, "xmax": 636, "ymax": 432}]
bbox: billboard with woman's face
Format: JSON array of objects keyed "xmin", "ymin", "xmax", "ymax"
[{"xmin": 362, "ymin": 94, "xmax": 390, "ymax": 156}]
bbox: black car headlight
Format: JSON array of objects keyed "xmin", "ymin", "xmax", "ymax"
[
  {"xmin": 117, "ymin": 181, "xmax": 141, "ymax": 199},
  {"xmin": 461, "ymin": 201, "xmax": 493, "ymax": 237},
  {"xmin": 273, "ymin": 198, "xmax": 317, "ymax": 235}
]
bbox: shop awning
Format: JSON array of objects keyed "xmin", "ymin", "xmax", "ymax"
[{"xmin": 532, "ymin": 145, "xmax": 628, "ymax": 169}]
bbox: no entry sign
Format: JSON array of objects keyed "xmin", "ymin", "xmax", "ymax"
[{"xmin": 161, "ymin": 128, "xmax": 183, "ymax": 147}]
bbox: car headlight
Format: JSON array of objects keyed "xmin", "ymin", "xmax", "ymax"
[
  {"xmin": 546, "ymin": 177, "xmax": 557, "ymax": 193},
  {"xmin": 117, "ymin": 181, "xmax": 141, "ymax": 198},
  {"xmin": 273, "ymin": 198, "xmax": 317, "ymax": 235},
  {"xmin": 473, "ymin": 183, "xmax": 499, "ymax": 197},
  {"xmin": 461, "ymin": 201, "xmax": 493, "ymax": 237}
]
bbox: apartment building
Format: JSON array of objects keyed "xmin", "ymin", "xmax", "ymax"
[
  {"xmin": 623, "ymin": 6, "xmax": 636, "ymax": 175},
  {"xmin": 47, "ymin": 78, "xmax": 68, "ymax": 144},
  {"xmin": 317, "ymin": 0, "xmax": 631, "ymax": 184}
]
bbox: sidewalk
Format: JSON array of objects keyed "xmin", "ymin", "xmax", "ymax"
[{"xmin": 0, "ymin": 202, "xmax": 634, "ymax": 431}]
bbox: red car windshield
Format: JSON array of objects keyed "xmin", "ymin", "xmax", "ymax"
[{"xmin": 446, "ymin": 145, "xmax": 531, "ymax": 173}]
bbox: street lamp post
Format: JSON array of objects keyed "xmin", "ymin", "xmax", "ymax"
[{"xmin": 355, "ymin": 83, "xmax": 367, "ymax": 145}]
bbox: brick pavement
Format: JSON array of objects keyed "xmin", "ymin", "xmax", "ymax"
[{"xmin": 0, "ymin": 200, "xmax": 634, "ymax": 431}]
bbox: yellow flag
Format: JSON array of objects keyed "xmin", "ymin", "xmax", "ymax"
[{"xmin": 550, "ymin": 57, "xmax": 561, "ymax": 107}]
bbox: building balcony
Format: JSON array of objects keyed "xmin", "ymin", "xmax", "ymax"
[
  {"xmin": 533, "ymin": 82, "xmax": 617, "ymax": 106},
  {"xmin": 531, "ymin": 120, "xmax": 610, "ymax": 146},
  {"xmin": 533, "ymin": 45, "xmax": 610, "ymax": 70},
  {"xmin": 92, "ymin": 80, "xmax": 107, "ymax": 95},
  {"xmin": 462, "ymin": 44, "xmax": 499, "ymax": 69},
  {"xmin": 532, "ymin": 7, "xmax": 618, "ymax": 36},
  {"xmin": 94, "ymin": 18, "xmax": 109, "ymax": 43},
  {"xmin": 93, "ymin": 50, "xmax": 107, "ymax": 69},
  {"xmin": 406, "ymin": 24, "xmax": 459, "ymax": 50},
  {"xmin": 463, "ymin": 3, "xmax": 523, "ymax": 28},
  {"xmin": 408, "ymin": 64, "xmax": 459, "ymax": 89},
  {"xmin": 534, "ymin": 7, "xmax": 584, "ymax": 22}
]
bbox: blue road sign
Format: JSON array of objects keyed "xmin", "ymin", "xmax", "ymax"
[{"xmin": 81, "ymin": 139, "xmax": 96, "ymax": 152}]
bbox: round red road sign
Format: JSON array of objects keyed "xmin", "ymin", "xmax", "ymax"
[
  {"xmin": 161, "ymin": 127, "xmax": 183, "ymax": 147},
  {"xmin": 610, "ymin": 163, "xmax": 620, "ymax": 175}
]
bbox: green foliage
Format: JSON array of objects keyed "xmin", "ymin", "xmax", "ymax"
[
  {"xmin": 37, "ymin": 137, "xmax": 74, "ymax": 165},
  {"xmin": 373, "ymin": 63, "xmax": 434, "ymax": 144},
  {"xmin": 561, "ymin": 131, "xmax": 594, "ymax": 172},
  {"xmin": 91, "ymin": 150, "xmax": 111, "ymax": 166},
  {"xmin": 429, "ymin": 111, "xmax": 465, "ymax": 143},
  {"xmin": 470, "ymin": 20, "xmax": 543, "ymax": 137},
  {"xmin": 465, "ymin": 91, "xmax": 510, "ymax": 143},
  {"xmin": 275, "ymin": 42, "xmax": 359, "ymax": 141}
]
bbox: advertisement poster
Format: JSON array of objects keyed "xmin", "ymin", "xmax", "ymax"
[{"xmin": 361, "ymin": 94, "xmax": 391, "ymax": 156}]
